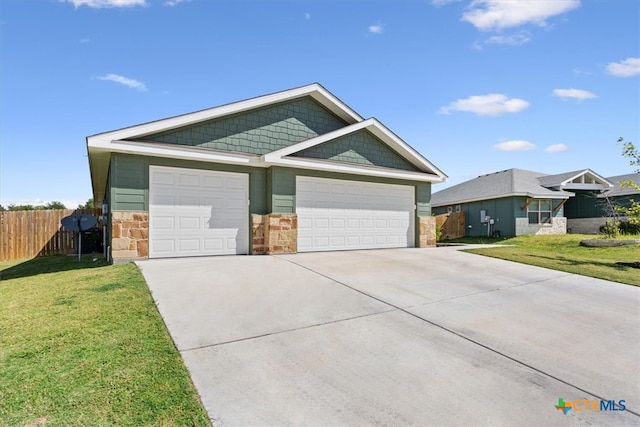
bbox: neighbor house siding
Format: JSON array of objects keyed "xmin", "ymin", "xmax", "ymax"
[
  {"xmin": 139, "ymin": 98, "xmax": 347, "ymax": 155},
  {"xmin": 291, "ymin": 129, "xmax": 418, "ymax": 171},
  {"xmin": 564, "ymin": 190, "xmax": 602, "ymax": 219},
  {"xmin": 109, "ymin": 154, "xmax": 268, "ymax": 214}
]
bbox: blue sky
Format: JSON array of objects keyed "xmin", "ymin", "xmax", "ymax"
[{"xmin": 1, "ymin": 0, "xmax": 638, "ymax": 208}]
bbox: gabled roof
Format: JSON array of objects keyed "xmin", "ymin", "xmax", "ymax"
[
  {"xmin": 538, "ymin": 169, "xmax": 612, "ymax": 190},
  {"xmin": 263, "ymin": 118, "xmax": 447, "ymax": 182},
  {"xmin": 87, "ymin": 84, "xmax": 446, "ymax": 202},
  {"xmin": 431, "ymin": 168, "xmax": 575, "ymax": 207},
  {"xmin": 88, "ymin": 83, "xmax": 362, "ymax": 143},
  {"xmin": 601, "ymin": 173, "xmax": 640, "ymax": 197}
]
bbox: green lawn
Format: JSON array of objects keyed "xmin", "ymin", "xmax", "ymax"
[
  {"xmin": 452, "ymin": 234, "xmax": 640, "ymax": 286},
  {"xmin": 0, "ymin": 256, "xmax": 210, "ymax": 427}
]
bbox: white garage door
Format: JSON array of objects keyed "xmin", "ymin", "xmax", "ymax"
[
  {"xmin": 296, "ymin": 176, "xmax": 415, "ymax": 252},
  {"xmin": 149, "ymin": 166, "xmax": 249, "ymax": 258}
]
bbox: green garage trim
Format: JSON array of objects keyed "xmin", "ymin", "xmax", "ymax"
[
  {"xmin": 267, "ymin": 166, "xmax": 431, "ymax": 216},
  {"xmin": 109, "ymin": 154, "xmax": 268, "ymax": 214}
]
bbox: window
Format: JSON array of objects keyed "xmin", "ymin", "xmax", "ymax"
[
  {"xmin": 455, "ymin": 205, "xmax": 461, "ymax": 212},
  {"xmin": 528, "ymin": 199, "xmax": 552, "ymax": 224}
]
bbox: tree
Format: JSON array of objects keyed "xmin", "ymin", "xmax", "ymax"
[
  {"xmin": 8, "ymin": 204, "xmax": 37, "ymax": 211},
  {"xmin": 0, "ymin": 205, "xmax": 5, "ymax": 212},
  {"xmin": 78, "ymin": 198, "xmax": 95, "ymax": 209},
  {"xmin": 620, "ymin": 137, "xmax": 640, "ymax": 172},
  {"xmin": 616, "ymin": 137, "xmax": 639, "ymax": 229},
  {"xmin": 44, "ymin": 201, "xmax": 66, "ymax": 210}
]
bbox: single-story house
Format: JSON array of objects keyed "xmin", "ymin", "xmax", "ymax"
[
  {"xmin": 87, "ymin": 83, "xmax": 447, "ymax": 261},
  {"xmin": 431, "ymin": 168, "xmax": 621, "ymax": 237},
  {"xmin": 567, "ymin": 172, "xmax": 640, "ymax": 233}
]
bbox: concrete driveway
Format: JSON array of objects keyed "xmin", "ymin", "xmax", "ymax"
[{"xmin": 137, "ymin": 247, "xmax": 640, "ymax": 426}]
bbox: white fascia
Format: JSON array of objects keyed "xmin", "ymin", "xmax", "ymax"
[
  {"xmin": 86, "ymin": 83, "xmax": 362, "ymax": 144},
  {"xmin": 559, "ymin": 169, "xmax": 613, "ymax": 188},
  {"xmin": 91, "ymin": 140, "xmax": 262, "ymax": 166},
  {"xmin": 263, "ymin": 118, "xmax": 448, "ymax": 181},
  {"xmin": 266, "ymin": 157, "xmax": 443, "ymax": 182}
]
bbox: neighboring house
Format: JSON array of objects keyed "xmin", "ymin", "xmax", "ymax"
[
  {"xmin": 431, "ymin": 168, "xmax": 614, "ymax": 237},
  {"xmin": 567, "ymin": 172, "xmax": 640, "ymax": 233},
  {"xmin": 87, "ymin": 83, "xmax": 447, "ymax": 261}
]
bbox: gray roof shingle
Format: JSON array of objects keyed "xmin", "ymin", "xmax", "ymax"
[
  {"xmin": 602, "ymin": 173, "xmax": 640, "ymax": 198},
  {"xmin": 431, "ymin": 168, "xmax": 575, "ymax": 207}
]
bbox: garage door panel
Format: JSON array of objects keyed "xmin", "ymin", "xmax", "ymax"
[
  {"xmin": 149, "ymin": 166, "xmax": 248, "ymax": 258},
  {"xmin": 203, "ymin": 176, "xmax": 224, "ymax": 188},
  {"xmin": 151, "ymin": 170, "xmax": 175, "ymax": 185},
  {"xmin": 178, "ymin": 173, "xmax": 200, "ymax": 187},
  {"xmin": 297, "ymin": 176, "xmax": 414, "ymax": 252}
]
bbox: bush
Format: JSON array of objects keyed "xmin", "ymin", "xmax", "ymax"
[
  {"xmin": 435, "ymin": 223, "xmax": 443, "ymax": 241},
  {"xmin": 599, "ymin": 220, "xmax": 640, "ymax": 236},
  {"xmin": 618, "ymin": 220, "xmax": 640, "ymax": 235},
  {"xmin": 599, "ymin": 219, "xmax": 619, "ymax": 238}
]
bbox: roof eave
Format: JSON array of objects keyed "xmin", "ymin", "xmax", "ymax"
[
  {"xmin": 431, "ymin": 192, "xmax": 573, "ymax": 207},
  {"xmin": 86, "ymin": 83, "xmax": 363, "ymax": 144}
]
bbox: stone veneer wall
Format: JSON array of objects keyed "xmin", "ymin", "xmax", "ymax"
[
  {"xmin": 251, "ymin": 214, "xmax": 266, "ymax": 255},
  {"xmin": 418, "ymin": 216, "xmax": 437, "ymax": 247},
  {"xmin": 252, "ymin": 214, "xmax": 297, "ymax": 254},
  {"xmin": 515, "ymin": 217, "xmax": 566, "ymax": 236},
  {"xmin": 567, "ymin": 217, "xmax": 619, "ymax": 234},
  {"xmin": 111, "ymin": 211, "xmax": 149, "ymax": 260}
]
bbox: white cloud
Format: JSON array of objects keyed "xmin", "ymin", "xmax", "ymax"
[
  {"xmin": 66, "ymin": 0, "xmax": 146, "ymax": 8},
  {"xmin": 431, "ymin": 0, "xmax": 462, "ymax": 5},
  {"xmin": 438, "ymin": 93, "xmax": 530, "ymax": 116},
  {"xmin": 545, "ymin": 143, "xmax": 568, "ymax": 153},
  {"xmin": 572, "ymin": 68, "xmax": 591, "ymax": 76},
  {"xmin": 462, "ymin": 0, "xmax": 581, "ymax": 31},
  {"xmin": 473, "ymin": 31, "xmax": 531, "ymax": 49},
  {"xmin": 305, "ymin": 12, "xmax": 311, "ymax": 20},
  {"xmin": 79, "ymin": 37, "xmax": 91, "ymax": 44},
  {"xmin": 165, "ymin": 0, "xmax": 188, "ymax": 6},
  {"xmin": 368, "ymin": 24, "xmax": 384, "ymax": 34},
  {"xmin": 552, "ymin": 88, "xmax": 596, "ymax": 100},
  {"xmin": 606, "ymin": 57, "xmax": 640, "ymax": 77},
  {"xmin": 494, "ymin": 140, "xmax": 536, "ymax": 151},
  {"xmin": 97, "ymin": 74, "xmax": 147, "ymax": 91},
  {"xmin": 485, "ymin": 31, "xmax": 531, "ymax": 46}
]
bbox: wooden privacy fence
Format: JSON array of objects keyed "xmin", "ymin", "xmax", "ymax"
[
  {"xmin": 0, "ymin": 209, "xmax": 101, "ymax": 261},
  {"xmin": 435, "ymin": 211, "xmax": 466, "ymax": 241}
]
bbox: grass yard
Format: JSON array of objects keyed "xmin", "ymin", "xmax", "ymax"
[
  {"xmin": 0, "ymin": 256, "xmax": 210, "ymax": 427},
  {"xmin": 452, "ymin": 234, "xmax": 640, "ymax": 286}
]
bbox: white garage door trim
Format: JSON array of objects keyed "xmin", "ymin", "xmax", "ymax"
[
  {"xmin": 296, "ymin": 176, "xmax": 415, "ymax": 252},
  {"xmin": 149, "ymin": 166, "xmax": 249, "ymax": 258}
]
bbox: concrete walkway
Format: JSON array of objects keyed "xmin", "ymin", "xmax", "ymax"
[{"xmin": 137, "ymin": 247, "xmax": 640, "ymax": 426}]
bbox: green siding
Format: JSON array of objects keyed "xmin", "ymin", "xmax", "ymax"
[
  {"xmin": 269, "ymin": 168, "xmax": 296, "ymax": 214},
  {"xmin": 110, "ymin": 154, "xmax": 268, "ymax": 214},
  {"xmin": 291, "ymin": 129, "xmax": 418, "ymax": 171},
  {"xmin": 110, "ymin": 155, "xmax": 147, "ymax": 211},
  {"xmin": 434, "ymin": 196, "xmax": 568, "ymax": 237},
  {"xmin": 416, "ymin": 183, "xmax": 432, "ymax": 217},
  {"xmin": 565, "ymin": 190, "xmax": 605, "ymax": 218},
  {"xmin": 139, "ymin": 98, "xmax": 347, "ymax": 155}
]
